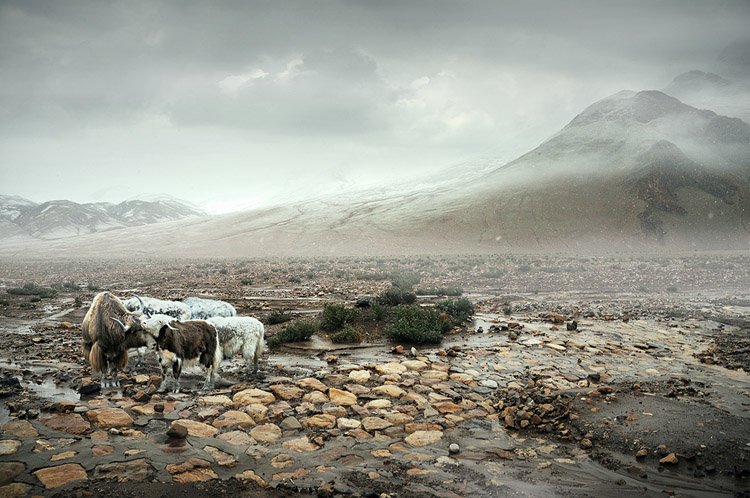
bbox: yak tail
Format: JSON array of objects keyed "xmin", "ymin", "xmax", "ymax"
[{"xmin": 88, "ymin": 342, "xmax": 106, "ymax": 373}]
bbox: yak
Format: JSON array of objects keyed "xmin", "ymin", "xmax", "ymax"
[{"xmin": 81, "ymin": 292, "xmax": 149, "ymax": 389}]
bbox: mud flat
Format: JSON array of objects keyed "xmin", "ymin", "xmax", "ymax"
[{"xmin": 0, "ymin": 255, "xmax": 748, "ymax": 497}]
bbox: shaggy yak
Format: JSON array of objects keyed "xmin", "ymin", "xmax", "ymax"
[
  {"xmin": 142, "ymin": 315, "xmax": 221, "ymax": 394},
  {"xmin": 81, "ymin": 292, "xmax": 149, "ymax": 388}
]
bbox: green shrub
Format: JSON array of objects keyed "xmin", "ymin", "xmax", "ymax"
[
  {"xmin": 666, "ymin": 285, "xmax": 678, "ymax": 292},
  {"xmin": 288, "ymin": 276, "xmax": 302, "ymax": 283},
  {"xmin": 87, "ymin": 283, "xmax": 99, "ymax": 291},
  {"xmin": 29, "ymin": 296, "xmax": 41, "ymax": 303},
  {"xmin": 391, "ymin": 272, "xmax": 421, "ymax": 290},
  {"xmin": 0, "ymin": 299, "xmax": 8, "ymax": 307},
  {"xmin": 330, "ymin": 326, "xmax": 363, "ymax": 344},
  {"xmin": 268, "ymin": 321, "xmax": 318, "ymax": 347},
  {"xmin": 320, "ymin": 303, "xmax": 359, "ymax": 331},
  {"xmin": 415, "ymin": 287, "xmax": 463, "ymax": 296},
  {"xmin": 370, "ymin": 302, "xmax": 388, "ymax": 321},
  {"xmin": 241, "ymin": 278, "xmax": 253, "ymax": 285},
  {"xmin": 377, "ymin": 287, "xmax": 417, "ymax": 306},
  {"xmin": 7, "ymin": 283, "xmax": 57, "ymax": 299},
  {"xmin": 267, "ymin": 310, "xmax": 292, "ymax": 325},
  {"xmin": 386, "ymin": 306, "xmax": 445, "ymax": 344},
  {"xmin": 436, "ymin": 297, "xmax": 475, "ymax": 326}
]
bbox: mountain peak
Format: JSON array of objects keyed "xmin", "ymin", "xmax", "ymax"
[{"xmin": 566, "ymin": 90, "xmax": 708, "ymax": 129}]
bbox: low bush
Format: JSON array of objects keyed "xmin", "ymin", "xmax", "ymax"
[
  {"xmin": 330, "ymin": 326, "xmax": 363, "ymax": 344},
  {"xmin": 391, "ymin": 272, "xmax": 421, "ymax": 290},
  {"xmin": 377, "ymin": 287, "xmax": 417, "ymax": 306},
  {"xmin": 386, "ymin": 306, "xmax": 445, "ymax": 344},
  {"xmin": 320, "ymin": 303, "xmax": 359, "ymax": 331},
  {"xmin": 7, "ymin": 283, "xmax": 57, "ymax": 299},
  {"xmin": 267, "ymin": 310, "xmax": 292, "ymax": 325},
  {"xmin": 436, "ymin": 297, "xmax": 475, "ymax": 326},
  {"xmin": 268, "ymin": 320, "xmax": 318, "ymax": 347}
]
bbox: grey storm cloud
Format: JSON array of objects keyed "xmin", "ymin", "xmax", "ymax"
[{"xmin": 1, "ymin": 0, "xmax": 749, "ymax": 211}]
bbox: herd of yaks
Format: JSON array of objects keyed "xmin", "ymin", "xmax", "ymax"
[{"xmin": 81, "ymin": 291, "xmax": 264, "ymax": 394}]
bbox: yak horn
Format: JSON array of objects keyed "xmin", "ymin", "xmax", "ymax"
[
  {"xmin": 111, "ymin": 317, "xmax": 130, "ymax": 332},
  {"xmin": 136, "ymin": 295, "xmax": 151, "ymax": 317}
]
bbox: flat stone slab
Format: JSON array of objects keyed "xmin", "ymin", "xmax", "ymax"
[
  {"xmin": 173, "ymin": 420, "xmax": 218, "ymax": 438},
  {"xmin": 86, "ymin": 408, "xmax": 134, "ymax": 428},
  {"xmin": 0, "ymin": 462, "xmax": 25, "ymax": 485},
  {"xmin": 94, "ymin": 458, "xmax": 153, "ymax": 481},
  {"xmin": 40, "ymin": 413, "xmax": 91, "ymax": 435},
  {"xmin": 233, "ymin": 389, "xmax": 276, "ymax": 407},
  {"xmin": 249, "ymin": 424, "xmax": 282, "ymax": 443},
  {"xmin": 33, "ymin": 463, "xmax": 88, "ymax": 489},
  {"xmin": 404, "ymin": 430, "xmax": 444, "ymax": 447},
  {"xmin": 2, "ymin": 420, "xmax": 38, "ymax": 438},
  {"xmin": 0, "ymin": 440, "xmax": 21, "ymax": 456}
]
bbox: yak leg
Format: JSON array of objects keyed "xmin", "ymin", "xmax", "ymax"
[
  {"xmin": 157, "ymin": 360, "xmax": 170, "ymax": 393},
  {"xmin": 172, "ymin": 357, "xmax": 183, "ymax": 394},
  {"xmin": 201, "ymin": 364, "xmax": 216, "ymax": 391}
]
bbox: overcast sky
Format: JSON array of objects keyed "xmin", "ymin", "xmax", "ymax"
[{"xmin": 1, "ymin": 0, "xmax": 748, "ymax": 213}]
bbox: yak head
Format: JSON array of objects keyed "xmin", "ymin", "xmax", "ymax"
[{"xmin": 141, "ymin": 314, "xmax": 178, "ymax": 349}]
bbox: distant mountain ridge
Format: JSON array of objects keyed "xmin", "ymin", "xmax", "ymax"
[{"xmin": 0, "ymin": 195, "xmax": 204, "ymax": 240}]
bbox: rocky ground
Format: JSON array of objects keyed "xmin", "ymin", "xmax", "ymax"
[{"xmin": 0, "ymin": 254, "xmax": 749, "ymax": 497}]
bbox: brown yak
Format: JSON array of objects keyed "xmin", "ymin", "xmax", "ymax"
[{"xmin": 81, "ymin": 292, "xmax": 149, "ymax": 389}]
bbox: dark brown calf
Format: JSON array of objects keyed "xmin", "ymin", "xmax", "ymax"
[{"xmin": 143, "ymin": 316, "xmax": 221, "ymax": 393}]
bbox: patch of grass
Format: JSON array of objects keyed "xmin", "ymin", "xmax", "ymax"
[
  {"xmin": 7, "ymin": 283, "xmax": 57, "ymax": 299},
  {"xmin": 480, "ymin": 269, "xmax": 506, "ymax": 278},
  {"xmin": 330, "ymin": 326, "xmax": 363, "ymax": 344},
  {"xmin": 415, "ymin": 287, "xmax": 463, "ymax": 296},
  {"xmin": 386, "ymin": 306, "xmax": 446, "ymax": 344},
  {"xmin": 377, "ymin": 287, "xmax": 417, "ymax": 306},
  {"xmin": 268, "ymin": 320, "xmax": 318, "ymax": 347},
  {"xmin": 267, "ymin": 310, "xmax": 292, "ymax": 325},
  {"xmin": 320, "ymin": 303, "xmax": 359, "ymax": 331}
]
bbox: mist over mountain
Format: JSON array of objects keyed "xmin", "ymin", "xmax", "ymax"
[
  {"xmin": 0, "ymin": 195, "xmax": 204, "ymax": 240},
  {"xmin": 1, "ymin": 84, "xmax": 747, "ymax": 258}
]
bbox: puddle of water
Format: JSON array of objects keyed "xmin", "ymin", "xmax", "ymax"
[{"xmin": 23, "ymin": 377, "xmax": 80, "ymax": 403}]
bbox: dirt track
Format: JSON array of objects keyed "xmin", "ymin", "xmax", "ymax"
[{"xmin": 0, "ymin": 254, "xmax": 749, "ymax": 497}]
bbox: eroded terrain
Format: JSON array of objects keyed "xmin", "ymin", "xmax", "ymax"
[{"xmin": 0, "ymin": 254, "xmax": 749, "ymax": 497}]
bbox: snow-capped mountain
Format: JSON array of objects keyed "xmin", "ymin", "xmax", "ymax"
[{"xmin": 0, "ymin": 196, "xmax": 204, "ymax": 240}]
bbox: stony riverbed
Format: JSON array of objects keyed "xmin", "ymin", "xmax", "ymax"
[{"xmin": 0, "ymin": 255, "xmax": 748, "ymax": 497}]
